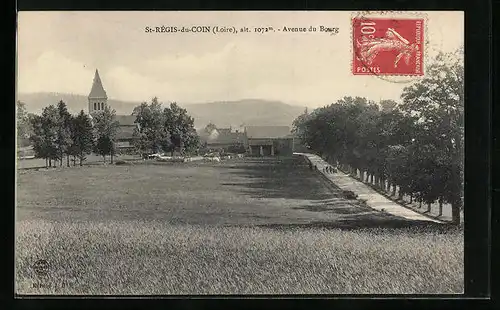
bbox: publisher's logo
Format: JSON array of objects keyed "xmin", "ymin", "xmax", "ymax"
[{"xmin": 32, "ymin": 259, "xmax": 49, "ymax": 276}]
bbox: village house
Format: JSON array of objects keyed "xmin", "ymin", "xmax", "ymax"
[{"xmin": 199, "ymin": 126, "xmax": 246, "ymax": 153}]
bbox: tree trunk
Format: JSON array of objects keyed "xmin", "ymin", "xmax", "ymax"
[
  {"xmin": 391, "ymin": 184, "xmax": 396, "ymax": 196},
  {"xmin": 45, "ymin": 158, "xmax": 48, "ymax": 168},
  {"xmin": 80, "ymin": 157, "xmax": 83, "ymax": 166},
  {"xmin": 426, "ymin": 202, "xmax": 431, "ymax": 213},
  {"xmin": 438, "ymin": 199, "xmax": 443, "ymax": 216},
  {"xmin": 419, "ymin": 199, "xmax": 422, "ymax": 208},
  {"xmin": 67, "ymin": 154, "xmax": 70, "ymax": 167},
  {"xmin": 111, "ymin": 153, "xmax": 114, "ymax": 164},
  {"xmin": 103, "ymin": 155, "xmax": 106, "ymax": 163},
  {"xmin": 410, "ymin": 193, "xmax": 413, "ymax": 203},
  {"xmin": 49, "ymin": 159, "xmax": 52, "ymax": 167},
  {"xmin": 451, "ymin": 200, "xmax": 462, "ymax": 225},
  {"xmin": 370, "ymin": 174, "xmax": 374, "ymax": 184}
]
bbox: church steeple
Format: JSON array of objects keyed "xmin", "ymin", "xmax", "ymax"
[{"xmin": 88, "ymin": 69, "xmax": 108, "ymax": 114}]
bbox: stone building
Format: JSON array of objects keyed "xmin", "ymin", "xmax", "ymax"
[{"xmin": 88, "ymin": 69, "xmax": 108, "ymax": 114}]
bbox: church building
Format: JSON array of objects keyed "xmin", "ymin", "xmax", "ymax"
[{"xmin": 88, "ymin": 69, "xmax": 137, "ymax": 153}]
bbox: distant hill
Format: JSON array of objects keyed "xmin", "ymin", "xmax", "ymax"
[
  {"xmin": 17, "ymin": 93, "xmax": 306, "ymax": 129},
  {"xmin": 184, "ymin": 99, "xmax": 305, "ymax": 128},
  {"xmin": 17, "ymin": 92, "xmax": 140, "ymax": 116}
]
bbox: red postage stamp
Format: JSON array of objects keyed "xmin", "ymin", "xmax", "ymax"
[{"xmin": 352, "ymin": 17, "xmax": 424, "ymax": 76}]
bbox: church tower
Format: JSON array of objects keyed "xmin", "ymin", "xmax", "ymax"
[{"xmin": 88, "ymin": 69, "xmax": 108, "ymax": 114}]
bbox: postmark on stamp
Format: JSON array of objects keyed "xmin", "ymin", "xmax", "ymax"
[{"xmin": 352, "ymin": 17, "xmax": 424, "ymax": 76}]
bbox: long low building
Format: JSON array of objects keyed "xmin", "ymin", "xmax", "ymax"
[
  {"xmin": 244, "ymin": 126, "xmax": 294, "ymax": 156},
  {"xmin": 198, "ymin": 125, "xmax": 301, "ymax": 157}
]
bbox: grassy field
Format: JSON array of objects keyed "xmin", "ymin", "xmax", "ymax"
[{"xmin": 16, "ymin": 156, "xmax": 464, "ymax": 295}]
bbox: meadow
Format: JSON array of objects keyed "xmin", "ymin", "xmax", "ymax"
[{"xmin": 15, "ymin": 156, "xmax": 464, "ymax": 295}]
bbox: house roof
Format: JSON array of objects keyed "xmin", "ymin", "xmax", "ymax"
[
  {"xmin": 245, "ymin": 126, "xmax": 291, "ymax": 139},
  {"xmin": 200, "ymin": 128, "xmax": 245, "ymax": 145},
  {"xmin": 214, "ymin": 131, "xmax": 245, "ymax": 145},
  {"xmin": 88, "ymin": 69, "xmax": 108, "ymax": 99},
  {"xmin": 115, "ymin": 125, "xmax": 136, "ymax": 140},
  {"xmin": 115, "ymin": 115, "xmax": 136, "ymax": 126}
]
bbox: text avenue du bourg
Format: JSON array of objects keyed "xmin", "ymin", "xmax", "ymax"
[{"xmin": 145, "ymin": 25, "xmax": 339, "ymax": 35}]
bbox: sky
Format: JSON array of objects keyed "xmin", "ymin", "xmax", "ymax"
[{"xmin": 17, "ymin": 11, "xmax": 463, "ymax": 108}]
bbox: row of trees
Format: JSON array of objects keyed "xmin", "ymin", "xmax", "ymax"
[
  {"xmin": 17, "ymin": 97, "xmax": 201, "ymax": 166},
  {"xmin": 293, "ymin": 50, "xmax": 464, "ymax": 224},
  {"xmin": 22, "ymin": 100, "xmax": 118, "ymax": 167}
]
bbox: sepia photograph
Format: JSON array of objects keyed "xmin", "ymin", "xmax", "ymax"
[{"xmin": 15, "ymin": 11, "xmax": 464, "ymax": 295}]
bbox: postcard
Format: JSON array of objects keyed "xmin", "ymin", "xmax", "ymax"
[{"xmin": 16, "ymin": 11, "xmax": 464, "ymax": 295}]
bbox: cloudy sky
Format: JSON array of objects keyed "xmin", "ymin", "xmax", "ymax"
[{"xmin": 17, "ymin": 11, "xmax": 463, "ymax": 108}]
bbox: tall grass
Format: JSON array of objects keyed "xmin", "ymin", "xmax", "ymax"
[{"xmin": 16, "ymin": 219, "xmax": 463, "ymax": 295}]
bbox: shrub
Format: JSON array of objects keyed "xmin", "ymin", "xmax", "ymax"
[{"xmin": 115, "ymin": 160, "xmax": 130, "ymax": 166}]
